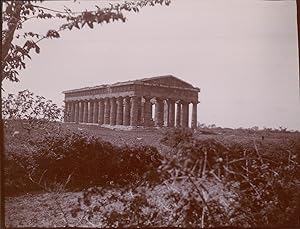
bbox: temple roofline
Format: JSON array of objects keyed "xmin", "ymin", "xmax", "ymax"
[{"xmin": 62, "ymin": 74, "xmax": 200, "ymax": 94}]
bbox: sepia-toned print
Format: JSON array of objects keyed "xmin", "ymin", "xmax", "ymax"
[{"xmin": 1, "ymin": 0, "xmax": 300, "ymax": 228}]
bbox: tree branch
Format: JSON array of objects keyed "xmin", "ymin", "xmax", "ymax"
[{"xmin": 2, "ymin": 2, "xmax": 23, "ymax": 61}]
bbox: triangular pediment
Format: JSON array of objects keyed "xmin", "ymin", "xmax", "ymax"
[{"xmin": 138, "ymin": 75, "xmax": 195, "ymax": 89}]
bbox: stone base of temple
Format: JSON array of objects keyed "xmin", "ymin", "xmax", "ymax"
[
  {"xmin": 65, "ymin": 122, "xmax": 161, "ymax": 131},
  {"xmin": 100, "ymin": 124, "xmax": 137, "ymax": 131}
]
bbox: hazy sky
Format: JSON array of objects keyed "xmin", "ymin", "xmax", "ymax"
[{"xmin": 3, "ymin": 0, "xmax": 300, "ymax": 130}]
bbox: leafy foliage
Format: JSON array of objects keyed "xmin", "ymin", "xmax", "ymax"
[
  {"xmin": 2, "ymin": 90, "xmax": 63, "ymax": 134},
  {"xmin": 4, "ymin": 154, "xmax": 37, "ymax": 195},
  {"xmin": 5, "ymin": 129, "xmax": 163, "ymax": 195},
  {"xmin": 32, "ymin": 131, "xmax": 162, "ymax": 189},
  {"xmin": 161, "ymin": 127, "xmax": 194, "ymax": 148}
]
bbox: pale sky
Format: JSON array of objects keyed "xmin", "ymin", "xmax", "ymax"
[{"xmin": 3, "ymin": 0, "xmax": 300, "ymax": 130}]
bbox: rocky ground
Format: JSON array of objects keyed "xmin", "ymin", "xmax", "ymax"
[{"xmin": 5, "ymin": 179, "xmax": 232, "ymax": 227}]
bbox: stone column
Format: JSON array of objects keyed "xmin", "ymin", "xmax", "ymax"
[
  {"xmin": 143, "ymin": 97, "xmax": 152, "ymax": 127},
  {"xmin": 72, "ymin": 101, "xmax": 76, "ymax": 123},
  {"xmin": 110, "ymin": 97, "xmax": 117, "ymax": 125},
  {"xmin": 64, "ymin": 102, "xmax": 69, "ymax": 122},
  {"xmin": 63, "ymin": 102, "xmax": 66, "ymax": 122},
  {"xmin": 79, "ymin": 101, "xmax": 84, "ymax": 123},
  {"xmin": 72, "ymin": 102, "xmax": 76, "ymax": 122},
  {"xmin": 93, "ymin": 100, "xmax": 99, "ymax": 124},
  {"xmin": 68, "ymin": 102, "xmax": 72, "ymax": 122},
  {"xmin": 74, "ymin": 101, "xmax": 79, "ymax": 123},
  {"xmin": 181, "ymin": 101, "xmax": 189, "ymax": 128},
  {"xmin": 150, "ymin": 104, "xmax": 153, "ymax": 123},
  {"xmin": 123, "ymin": 96, "xmax": 130, "ymax": 126},
  {"xmin": 155, "ymin": 98, "xmax": 164, "ymax": 127},
  {"xmin": 137, "ymin": 97, "xmax": 142, "ymax": 126},
  {"xmin": 164, "ymin": 101, "xmax": 168, "ymax": 126},
  {"xmin": 140, "ymin": 102, "xmax": 145, "ymax": 125},
  {"xmin": 104, "ymin": 98, "xmax": 110, "ymax": 124},
  {"xmin": 116, "ymin": 97, "xmax": 123, "ymax": 125},
  {"xmin": 69, "ymin": 102, "xmax": 74, "ymax": 122},
  {"xmin": 88, "ymin": 100, "xmax": 94, "ymax": 123},
  {"xmin": 98, "ymin": 99, "xmax": 104, "ymax": 125},
  {"xmin": 176, "ymin": 102, "xmax": 181, "ymax": 127},
  {"xmin": 191, "ymin": 101, "xmax": 198, "ymax": 129},
  {"xmin": 83, "ymin": 100, "xmax": 89, "ymax": 123},
  {"xmin": 168, "ymin": 99, "xmax": 175, "ymax": 127},
  {"xmin": 130, "ymin": 96, "xmax": 139, "ymax": 127}
]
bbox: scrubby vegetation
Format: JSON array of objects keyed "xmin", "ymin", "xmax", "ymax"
[
  {"xmin": 2, "ymin": 90, "xmax": 63, "ymax": 134},
  {"xmin": 160, "ymin": 128, "xmax": 300, "ymax": 226},
  {"xmin": 4, "ymin": 120, "xmax": 300, "ymax": 227},
  {"xmin": 5, "ymin": 129, "xmax": 162, "ymax": 195},
  {"xmin": 72, "ymin": 128, "xmax": 299, "ymax": 227}
]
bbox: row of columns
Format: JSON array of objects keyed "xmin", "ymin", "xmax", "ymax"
[{"xmin": 65, "ymin": 96, "xmax": 198, "ymax": 128}]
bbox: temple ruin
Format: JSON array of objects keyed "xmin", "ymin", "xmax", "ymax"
[{"xmin": 63, "ymin": 75, "xmax": 200, "ymax": 128}]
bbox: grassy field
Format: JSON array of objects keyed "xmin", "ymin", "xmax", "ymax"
[
  {"xmin": 4, "ymin": 121, "xmax": 300, "ymax": 227},
  {"xmin": 6, "ymin": 121, "xmax": 299, "ymax": 151},
  {"xmin": 63, "ymin": 123, "xmax": 300, "ymax": 150}
]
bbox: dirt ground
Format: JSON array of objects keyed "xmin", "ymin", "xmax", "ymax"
[
  {"xmin": 64, "ymin": 123, "xmax": 299, "ymax": 151},
  {"xmin": 5, "ymin": 179, "xmax": 231, "ymax": 227}
]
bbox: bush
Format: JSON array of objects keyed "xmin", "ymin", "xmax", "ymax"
[
  {"xmin": 158, "ymin": 128, "xmax": 300, "ymax": 227},
  {"xmin": 10, "ymin": 131, "xmax": 163, "ymax": 193},
  {"xmin": 2, "ymin": 90, "xmax": 63, "ymax": 135},
  {"xmin": 4, "ymin": 155, "xmax": 37, "ymax": 195},
  {"xmin": 160, "ymin": 127, "xmax": 194, "ymax": 148}
]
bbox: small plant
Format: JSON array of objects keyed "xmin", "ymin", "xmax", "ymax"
[{"xmin": 161, "ymin": 128, "xmax": 194, "ymax": 148}]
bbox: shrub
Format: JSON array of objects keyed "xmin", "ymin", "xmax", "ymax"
[
  {"xmin": 27, "ymin": 131, "xmax": 162, "ymax": 191},
  {"xmin": 158, "ymin": 128, "xmax": 300, "ymax": 227},
  {"xmin": 2, "ymin": 90, "xmax": 63, "ymax": 135},
  {"xmin": 4, "ymin": 155, "xmax": 37, "ymax": 195},
  {"xmin": 160, "ymin": 127, "xmax": 194, "ymax": 148}
]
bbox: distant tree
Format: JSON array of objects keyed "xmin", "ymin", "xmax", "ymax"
[
  {"xmin": 251, "ymin": 126, "xmax": 259, "ymax": 131},
  {"xmin": 279, "ymin": 126, "xmax": 288, "ymax": 133},
  {"xmin": 198, "ymin": 122, "xmax": 207, "ymax": 128},
  {"xmin": 208, "ymin": 124, "xmax": 216, "ymax": 129}
]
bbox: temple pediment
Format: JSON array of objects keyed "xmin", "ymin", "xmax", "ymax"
[
  {"xmin": 64, "ymin": 75, "xmax": 199, "ymax": 104},
  {"xmin": 137, "ymin": 75, "xmax": 196, "ymax": 89}
]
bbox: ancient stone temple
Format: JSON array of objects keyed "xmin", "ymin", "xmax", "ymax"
[{"xmin": 63, "ymin": 75, "xmax": 200, "ymax": 128}]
